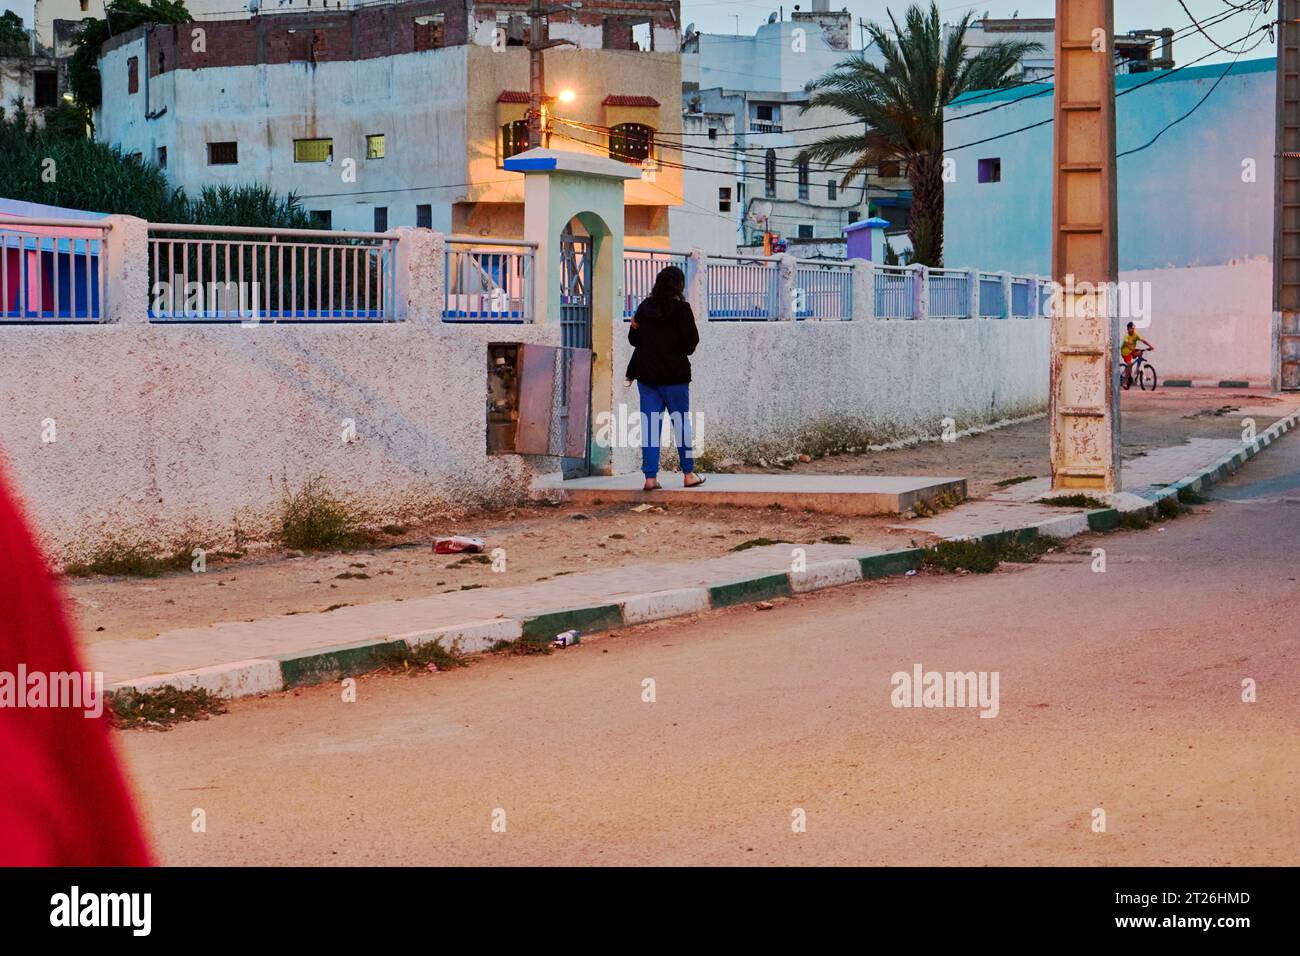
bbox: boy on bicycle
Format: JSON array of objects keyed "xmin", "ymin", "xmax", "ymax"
[{"xmin": 1121, "ymin": 322, "xmax": 1153, "ymax": 367}]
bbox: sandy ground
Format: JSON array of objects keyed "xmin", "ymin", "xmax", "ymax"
[
  {"xmin": 116, "ymin": 426, "xmax": 1300, "ymax": 866},
  {"xmin": 63, "ymin": 388, "xmax": 1296, "ymax": 644}
]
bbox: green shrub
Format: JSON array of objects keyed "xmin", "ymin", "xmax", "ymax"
[{"xmin": 279, "ymin": 478, "xmax": 372, "ymax": 551}]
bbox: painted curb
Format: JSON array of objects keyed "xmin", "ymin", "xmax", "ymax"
[
  {"xmin": 111, "ymin": 408, "xmax": 1300, "ymax": 704},
  {"xmin": 621, "ymin": 588, "xmax": 711, "ymax": 625},
  {"xmin": 708, "ymin": 572, "xmax": 794, "ymax": 608}
]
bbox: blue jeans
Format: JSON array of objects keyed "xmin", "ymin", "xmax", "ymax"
[{"xmin": 637, "ymin": 382, "xmax": 694, "ymax": 478}]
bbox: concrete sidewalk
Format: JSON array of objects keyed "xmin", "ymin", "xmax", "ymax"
[{"xmin": 96, "ymin": 406, "xmax": 1300, "ymax": 700}]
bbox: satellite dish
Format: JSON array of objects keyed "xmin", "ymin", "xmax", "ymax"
[
  {"xmin": 248, "ymin": 0, "xmax": 259, "ymax": 11},
  {"xmin": 748, "ymin": 199, "xmax": 773, "ymax": 225},
  {"xmin": 767, "ymin": 12, "xmax": 778, "ymax": 24},
  {"xmin": 685, "ymin": 22, "xmax": 695, "ymax": 34}
]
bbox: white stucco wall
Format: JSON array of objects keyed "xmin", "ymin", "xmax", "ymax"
[
  {"xmin": 611, "ymin": 316, "xmax": 1051, "ymax": 470},
  {"xmin": 1122, "ymin": 259, "xmax": 1272, "ymax": 383},
  {"xmin": 0, "ymin": 317, "xmax": 561, "ymax": 561},
  {"xmin": 97, "ymin": 40, "xmax": 471, "ymax": 233}
]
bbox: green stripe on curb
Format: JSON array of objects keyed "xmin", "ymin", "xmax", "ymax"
[
  {"xmin": 973, "ymin": 527, "xmax": 1040, "ymax": 546},
  {"xmin": 277, "ymin": 639, "xmax": 410, "ymax": 688},
  {"xmin": 1164, "ymin": 379, "xmax": 1192, "ymax": 387},
  {"xmin": 708, "ymin": 573, "xmax": 794, "ymax": 608},
  {"xmin": 860, "ymin": 548, "xmax": 924, "ymax": 579},
  {"xmin": 1219, "ymin": 380, "xmax": 1250, "ymax": 389},
  {"xmin": 1086, "ymin": 509, "xmax": 1121, "ymax": 531},
  {"xmin": 520, "ymin": 604, "xmax": 624, "ymax": 641}
]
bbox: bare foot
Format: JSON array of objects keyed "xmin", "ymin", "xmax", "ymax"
[{"xmin": 683, "ymin": 474, "xmax": 706, "ymax": 488}]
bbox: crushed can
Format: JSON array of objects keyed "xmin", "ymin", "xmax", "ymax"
[{"xmin": 552, "ymin": 630, "xmax": 581, "ymax": 648}]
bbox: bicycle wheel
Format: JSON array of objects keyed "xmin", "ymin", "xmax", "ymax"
[{"xmin": 1139, "ymin": 363, "xmax": 1157, "ymax": 391}]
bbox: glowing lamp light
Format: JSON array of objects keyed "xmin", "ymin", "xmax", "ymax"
[{"xmin": 557, "ymin": 89, "xmax": 576, "ymax": 104}]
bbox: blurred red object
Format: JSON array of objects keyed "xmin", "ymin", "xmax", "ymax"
[{"xmin": 0, "ymin": 466, "xmax": 152, "ymax": 866}]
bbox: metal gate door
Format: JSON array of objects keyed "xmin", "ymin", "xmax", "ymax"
[
  {"xmin": 1277, "ymin": 0, "xmax": 1300, "ymax": 388},
  {"xmin": 559, "ymin": 234, "xmax": 593, "ymax": 476}
]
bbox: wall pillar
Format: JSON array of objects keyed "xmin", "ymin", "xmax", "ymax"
[
  {"xmin": 850, "ymin": 257, "xmax": 874, "ymax": 321},
  {"xmin": 777, "ymin": 253, "xmax": 798, "ymax": 321},
  {"xmin": 910, "ymin": 263, "xmax": 929, "ymax": 321},
  {"xmin": 965, "ymin": 266, "xmax": 980, "ymax": 319},
  {"xmin": 1000, "ymin": 271, "xmax": 1013, "ymax": 319},
  {"xmin": 103, "ymin": 215, "xmax": 148, "ymax": 324},
  {"xmin": 686, "ymin": 247, "xmax": 708, "ymax": 320},
  {"xmin": 391, "ymin": 227, "xmax": 442, "ymax": 326}
]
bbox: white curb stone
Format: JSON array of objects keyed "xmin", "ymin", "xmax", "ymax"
[
  {"xmin": 789, "ymin": 558, "xmax": 864, "ymax": 593},
  {"xmin": 112, "ymin": 658, "xmax": 284, "ymax": 699},
  {"xmin": 399, "ymin": 618, "xmax": 522, "ymax": 655},
  {"xmin": 621, "ymin": 588, "xmax": 711, "ymax": 624}
]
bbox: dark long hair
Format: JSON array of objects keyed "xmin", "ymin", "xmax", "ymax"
[{"xmin": 649, "ymin": 265, "xmax": 686, "ymax": 302}]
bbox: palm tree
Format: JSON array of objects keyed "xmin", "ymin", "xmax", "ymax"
[{"xmin": 798, "ymin": 2, "xmax": 1041, "ymax": 266}]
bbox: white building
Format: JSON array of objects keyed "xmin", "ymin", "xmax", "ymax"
[
  {"xmin": 947, "ymin": 16, "xmax": 1176, "ymax": 82},
  {"xmin": 93, "ymin": 2, "xmax": 684, "ymax": 237},
  {"xmin": 683, "ymin": 3, "xmax": 907, "ymax": 252},
  {"xmin": 668, "ymin": 110, "xmax": 739, "ymax": 252}
]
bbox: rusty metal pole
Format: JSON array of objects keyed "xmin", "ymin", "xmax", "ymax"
[
  {"xmin": 1275, "ymin": 0, "xmax": 1300, "ymax": 390},
  {"xmin": 1050, "ymin": 0, "xmax": 1120, "ymax": 492}
]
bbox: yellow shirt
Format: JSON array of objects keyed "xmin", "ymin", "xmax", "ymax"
[{"xmin": 1121, "ymin": 331, "xmax": 1141, "ymax": 358}]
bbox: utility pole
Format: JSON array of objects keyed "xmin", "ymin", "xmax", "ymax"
[
  {"xmin": 1275, "ymin": 0, "xmax": 1300, "ymax": 389},
  {"xmin": 526, "ymin": 0, "xmax": 577, "ymax": 150},
  {"xmin": 1049, "ymin": 0, "xmax": 1120, "ymax": 492}
]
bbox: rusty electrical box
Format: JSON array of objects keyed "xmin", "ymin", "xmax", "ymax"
[{"xmin": 486, "ymin": 343, "xmax": 592, "ymax": 457}]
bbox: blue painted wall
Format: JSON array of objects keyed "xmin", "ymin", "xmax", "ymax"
[{"xmin": 943, "ymin": 57, "xmax": 1275, "ymax": 275}]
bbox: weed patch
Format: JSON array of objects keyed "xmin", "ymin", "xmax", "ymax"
[
  {"xmin": 923, "ymin": 534, "xmax": 1055, "ymax": 574},
  {"xmin": 1035, "ymin": 494, "xmax": 1110, "ymax": 509},
  {"xmin": 994, "ymin": 475, "xmax": 1036, "ymax": 488},
  {"xmin": 732, "ymin": 537, "xmax": 792, "ymax": 552},
  {"xmin": 64, "ymin": 541, "xmax": 194, "ymax": 578},
  {"xmin": 280, "ymin": 477, "xmax": 373, "ymax": 551},
  {"xmin": 109, "ymin": 686, "xmax": 228, "ymax": 730},
  {"xmin": 373, "ymin": 640, "xmax": 467, "ymax": 674}
]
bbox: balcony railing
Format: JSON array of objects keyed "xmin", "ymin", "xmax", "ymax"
[
  {"xmin": 1, "ymin": 217, "xmax": 110, "ymax": 322},
  {"xmin": 147, "ymin": 224, "xmax": 395, "ymax": 321},
  {"xmin": 443, "ymin": 237, "xmax": 536, "ymax": 323},
  {"xmin": 706, "ymin": 254, "xmax": 781, "ymax": 320},
  {"xmin": 624, "ymin": 247, "xmax": 688, "ymax": 317}
]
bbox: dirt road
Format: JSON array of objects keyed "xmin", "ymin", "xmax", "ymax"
[
  {"xmin": 66, "ymin": 388, "xmax": 1292, "ymax": 645},
  {"xmin": 117, "ymin": 421, "xmax": 1300, "ymax": 866}
]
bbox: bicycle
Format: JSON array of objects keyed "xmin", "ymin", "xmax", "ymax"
[{"xmin": 1120, "ymin": 348, "xmax": 1157, "ymax": 391}]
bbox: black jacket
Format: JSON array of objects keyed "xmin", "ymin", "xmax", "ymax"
[{"xmin": 626, "ymin": 297, "xmax": 700, "ymax": 386}]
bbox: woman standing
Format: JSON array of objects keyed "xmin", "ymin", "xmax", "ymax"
[{"xmin": 626, "ymin": 265, "xmax": 705, "ymax": 491}]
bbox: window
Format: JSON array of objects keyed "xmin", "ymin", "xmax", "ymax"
[
  {"xmin": 764, "ymin": 149, "xmax": 776, "ymax": 198},
  {"xmin": 127, "ymin": 57, "xmax": 139, "ymax": 95},
  {"xmin": 798, "ymin": 224, "xmax": 814, "ymax": 239},
  {"xmin": 33, "ymin": 71, "xmax": 57, "ymax": 109},
  {"xmin": 366, "ymin": 134, "xmax": 385, "ymax": 160},
  {"xmin": 977, "ymin": 157, "xmax": 1001, "ymax": 183},
  {"xmin": 756, "ymin": 104, "xmax": 773, "ymax": 121},
  {"xmin": 500, "ymin": 119, "xmax": 529, "ymax": 162},
  {"xmin": 207, "ymin": 141, "xmax": 238, "ymax": 165},
  {"xmin": 413, "ymin": 15, "xmax": 445, "ymax": 51},
  {"xmin": 718, "ymin": 187, "xmax": 731, "ymax": 213},
  {"xmin": 848, "ymin": 210, "xmax": 860, "ymax": 224},
  {"xmin": 708, "ymin": 127, "xmax": 717, "ymax": 141},
  {"xmin": 294, "ymin": 138, "xmax": 333, "ymax": 163},
  {"xmin": 157, "ymin": 146, "xmax": 167, "ymax": 168},
  {"xmin": 373, "ymin": 206, "xmax": 388, "ymax": 231},
  {"xmin": 310, "ymin": 210, "xmax": 332, "ymax": 228},
  {"xmin": 878, "ymin": 159, "xmax": 902, "ymax": 178},
  {"xmin": 797, "ymin": 160, "xmax": 809, "ymax": 200},
  {"xmin": 827, "ymin": 179, "xmax": 837, "ymax": 201},
  {"xmin": 608, "ymin": 123, "xmax": 654, "ymax": 164},
  {"xmin": 416, "ymin": 204, "xmax": 432, "ymax": 229},
  {"xmin": 128, "ymin": 151, "xmax": 143, "ymax": 165}
]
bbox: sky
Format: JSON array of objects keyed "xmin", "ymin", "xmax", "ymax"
[
  {"xmin": 682, "ymin": 0, "xmax": 1276, "ymax": 65},
  {"xmin": 2, "ymin": 0, "xmax": 1279, "ymax": 67}
]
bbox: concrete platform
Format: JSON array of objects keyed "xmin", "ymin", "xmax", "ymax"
[{"xmin": 538, "ymin": 472, "xmax": 967, "ymax": 516}]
